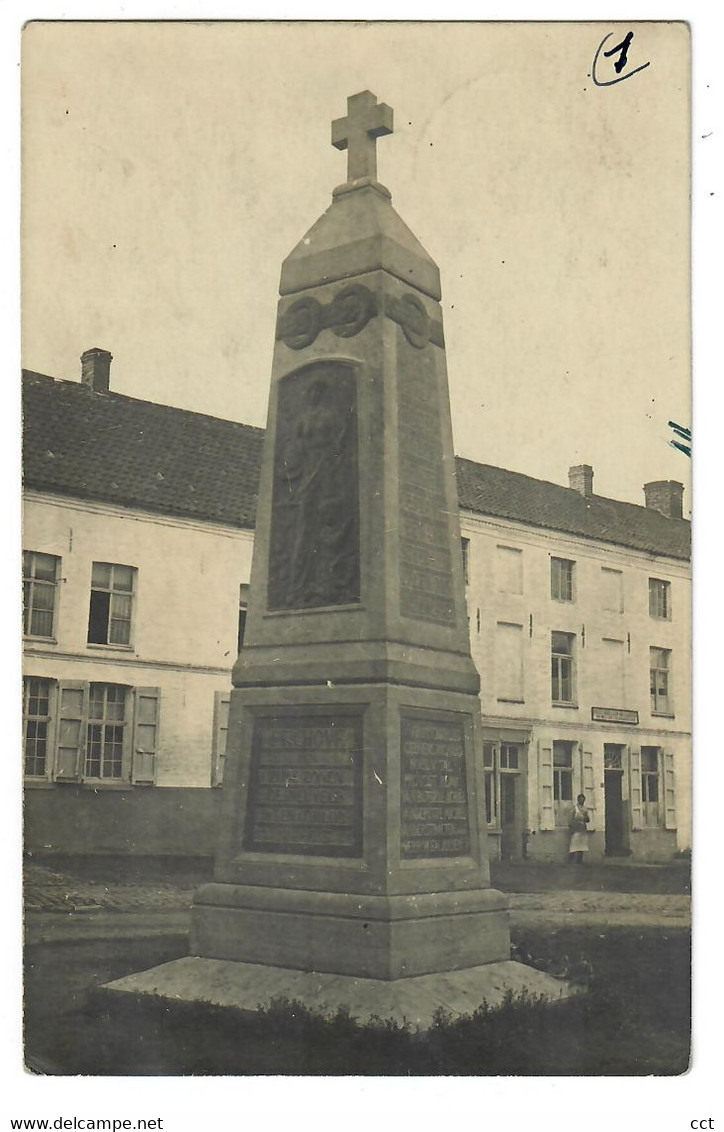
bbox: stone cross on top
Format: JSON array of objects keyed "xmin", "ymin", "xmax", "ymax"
[{"xmin": 331, "ymin": 90, "xmax": 393, "ymax": 183}]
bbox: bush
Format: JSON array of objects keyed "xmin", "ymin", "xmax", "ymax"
[{"xmin": 27, "ymin": 924, "xmax": 690, "ymax": 1075}]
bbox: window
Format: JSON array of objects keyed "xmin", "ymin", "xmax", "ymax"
[
  {"xmin": 495, "ymin": 622, "xmax": 524, "ymax": 701},
  {"xmin": 604, "ymin": 743, "xmax": 623, "ymax": 770},
  {"xmin": 641, "ymin": 747, "xmax": 659, "ymax": 803},
  {"xmin": 551, "ymin": 557, "xmax": 575, "ymax": 602},
  {"xmin": 24, "ymin": 680, "xmax": 159, "ymax": 783},
  {"xmin": 238, "ymin": 583, "xmax": 250, "ymax": 653},
  {"xmin": 460, "ymin": 538, "xmax": 470, "ymax": 586},
  {"xmin": 85, "ymin": 684, "xmax": 128, "ymax": 779},
  {"xmin": 500, "ymin": 744, "xmax": 519, "ymax": 770},
  {"xmin": 649, "ymin": 578, "xmax": 671, "ymax": 620},
  {"xmin": 552, "ymin": 741, "xmax": 574, "ymax": 825},
  {"xmin": 632, "ymin": 746, "xmax": 675, "ymax": 831},
  {"xmin": 495, "ymin": 545, "xmax": 523, "ymax": 594},
  {"xmin": 650, "ymin": 647, "xmax": 672, "ymax": 714},
  {"xmin": 641, "ymin": 747, "xmax": 660, "ymax": 826},
  {"xmin": 601, "ymin": 567, "xmax": 624, "ymax": 613},
  {"xmin": 23, "ymin": 677, "xmax": 53, "ymax": 777},
  {"xmin": 551, "ymin": 631, "xmax": 575, "ymax": 704},
  {"xmin": 540, "ymin": 740, "xmax": 592, "ymax": 829},
  {"xmin": 23, "ymin": 552, "xmax": 60, "ymax": 638},
  {"xmin": 88, "ymin": 563, "xmax": 136, "ymax": 645},
  {"xmin": 483, "ymin": 741, "xmax": 523, "ymax": 827}
]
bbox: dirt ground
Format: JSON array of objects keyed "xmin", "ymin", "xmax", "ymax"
[{"xmin": 22, "ymin": 856, "xmax": 691, "ymax": 1075}]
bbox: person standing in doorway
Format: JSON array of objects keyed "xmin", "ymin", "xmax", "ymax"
[{"xmin": 569, "ymin": 794, "xmax": 591, "ymax": 864}]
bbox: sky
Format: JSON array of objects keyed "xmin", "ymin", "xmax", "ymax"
[{"xmin": 21, "ymin": 21, "xmax": 691, "ymax": 510}]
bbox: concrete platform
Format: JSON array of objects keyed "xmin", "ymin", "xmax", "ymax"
[{"xmin": 102, "ymin": 956, "xmax": 579, "ymax": 1030}]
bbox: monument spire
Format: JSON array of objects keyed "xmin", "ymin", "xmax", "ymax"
[{"xmin": 331, "ymin": 90, "xmax": 393, "ymax": 183}]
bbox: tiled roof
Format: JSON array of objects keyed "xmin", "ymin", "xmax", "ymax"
[
  {"xmin": 455, "ymin": 458, "xmax": 690, "ymax": 562},
  {"xmin": 22, "ymin": 371, "xmax": 690, "ymax": 560},
  {"xmin": 22, "ymin": 372, "xmax": 264, "ymax": 528}
]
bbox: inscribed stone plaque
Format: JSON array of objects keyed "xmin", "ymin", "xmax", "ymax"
[
  {"xmin": 400, "ymin": 715, "xmax": 471, "ymax": 858},
  {"xmin": 267, "ymin": 362, "xmax": 359, "ymax": 611},
  {"xmin": 244, "ymin": 713, "xmax": 363, "ymax": 857},
  {"xmin": 397, "ymin": 364, "xmax": 455, "ymax": 624}
]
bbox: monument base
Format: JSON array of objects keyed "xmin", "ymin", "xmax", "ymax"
[
  {"xmin": 191, "ymin": 884, "xmax": 510, "ymax": 979},
  {"xmin": 102, "ymin": 956, "xmax": 580, "ymax": 1030}
]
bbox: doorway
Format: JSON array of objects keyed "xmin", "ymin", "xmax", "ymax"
[
  {"xmin": 604, "ymin": 744, "xmax": 628, "ymax": 856},
  {"xmin": 484, "ymin": 739, "xmax": 527, "ymax": 860},
  {"xmin": 500, "ymin": 774, "xmax": 519, "ymax": 860}
]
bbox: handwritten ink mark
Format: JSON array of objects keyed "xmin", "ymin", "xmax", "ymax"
[
  {"xmin": 592, "ymin": 31, "xmax": 651, "ymax": 87},
  {"xmin": 668, "ymin": 420, "xmax": 691, "ymax": 457},
  {"xmin": 605, "ymin": 31, "xmax": 634, "ymax": 73}
]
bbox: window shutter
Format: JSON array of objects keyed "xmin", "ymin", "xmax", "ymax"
[
  {"xmin": 54, "ymin": 681, "xmax": 88, "ymax": 782},
  {"xmin": 629, "ymin": 747, "xmax": 642, "ymax": 829},
  {"xmin": 582, "ymin": 747, "xmax": 596, "ymax": 830},
  {"xmin": 131, "ymin": 687, "xmax": 160, "ymax": 785},
  {"xmin": 662, "ymin": 749, "xmax": 677, "ymax": 830},
  {"xmin": 538, "ymin": 741, "xmax": 554, "ymax": 830},
  {"xmin": 212, "ymin": 690, "xmax": 231, "ymax": 787}
]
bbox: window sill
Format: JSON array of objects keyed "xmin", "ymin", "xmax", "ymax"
[
  {"xmin": 86, "ymin": 643, "xmax": 135, "ymax": 653},
  {"xmin": 30, "ymin": 779, "xmax": 146, "ymax": 790},
  {"xmin": 496, "ymin": 698, "xmax": 525, "ymax": 704},
  {"xmin": 651, "ymin": 711, "xmax": 676, "ymax": 719},
  {"xmin": 550, "ymin": 597, "xmax": 575, "ymax": 604},
  {"xmin": 24, "ymin": 636, "xmax": 58, "ymax": 645},
  {"xmin": 552, "ymin": 701, "xmax": 579, "ymax": 709},
  {"xmin": 80, "ymin": 781, "xmax": 132, "ymax": 791}
]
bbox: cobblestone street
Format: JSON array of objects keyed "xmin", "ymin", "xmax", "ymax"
[
  {"xmin": 23, "ymin": 859, "xmax": 691, "ymax": 943},
  {"xmin": 24, "ymin": 861, "xmax": 196, "ymax": 915}
]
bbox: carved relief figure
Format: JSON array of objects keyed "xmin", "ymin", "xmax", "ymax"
[{"xmin": 268, "ymin": 366, "xmax": 359, "ymax": 609}]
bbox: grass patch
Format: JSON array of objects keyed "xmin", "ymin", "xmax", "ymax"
[{"xmin": 25, "ymin": 924, "xmax": 690, "ymax": 1075}]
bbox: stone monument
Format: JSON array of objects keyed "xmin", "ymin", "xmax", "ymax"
[
  {"xmin": 192, "ymin": 90, "xmax": 509, "ymax": 979},
  {"xmin": 106, "ymin": 93, "xmax": 573, "ymax": 1023}
]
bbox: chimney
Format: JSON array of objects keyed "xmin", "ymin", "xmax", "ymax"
[
  {"xmin": 80, "ymin": 347, "xmax": 112, "ymax": 393},
  {"xmin": 568, "ymin": 464, "xmax": 594, "ymax": 497},
  {"xmin": 643, "ymin": 480, "xmax": 684, "ymax": 519}
]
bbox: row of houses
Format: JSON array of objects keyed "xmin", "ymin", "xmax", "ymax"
[{"xmin": 22, "ymin": 350, "xmax": 691, "ymax": 862}]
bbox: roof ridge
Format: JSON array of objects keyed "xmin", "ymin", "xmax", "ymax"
[
  {"xmin": 456, "ymin": 455, "xmax": 578, "ymax": 494},
  {"xmin": 455, "ymin": 453, "xmax": 689, "ymax": 524},
  {"xmin": 21, "ymin": 370, "xmax": 265, "ymax": 435}
]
